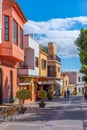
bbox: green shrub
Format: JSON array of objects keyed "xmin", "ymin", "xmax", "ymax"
[
  {"xmin": 16, "ymin": 89, "xmax": 31, "ymax": 104},
  {"xmin": 47, "ymin": 89, "xmax": 53, "ymax": 97},
  {"xmin": 9, "ymin": 98, "xmax": 14, "ymax": 103},
  {"xmin": 37, "ymin": 89, "xmax": 47, "ymax": 100}
]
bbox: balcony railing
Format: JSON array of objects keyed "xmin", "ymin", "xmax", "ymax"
[
  {"xmin": 48, "ymin": 66, "xmax": 57, "ymax": 77},
  {"xmin": 18, "ymin": 62, "xmax": 28, "ymax": 69},
  {"xmin": 48, "ymin": 55, "xmax": 61, "ymax": 62}
]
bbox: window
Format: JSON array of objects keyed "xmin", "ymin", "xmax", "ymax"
[
  {"xmin": 42, "ymin": 59, "xmax": 46, "ymax": 69},
  {"xmin": 35, "ymin": 57, "xmax": 38, "ymax": 67},
  {"xmin": 78, "ymin": 77, "xmax": 80, "ymax": 82},
  {"xmin": 4, "ymin": 16, "xmax": 9, "ymax": 41},
  {"xmin": 58, "ymin": 67, "xmax": 60, "ymax": 72},
  {"xmin": 20, "ymin": 28, "xmax": 23, "ymax": 49},
  {"xmin": 13, "ymin": 20, "xmax": 18, "ymax": 45},
  {"xmin": 66, "ymin": 80, "xmax": 67, "ymax": 86},
  {"xmin": 48, "ymin": 66, "xmax": 56, "ymax": 77},
  {"xmin": 26, "ymin": 47, "xmax": 34, "ymax": 69}
]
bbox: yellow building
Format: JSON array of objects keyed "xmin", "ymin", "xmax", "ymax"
[
  {"xmin": 39, "ymin": 50, "xmax": 48, "ymax": 77},
  {"xmin": 48, "ymin": 42, "xmax": 61, "ymax": 79},
  {"xmin": 69, "ymin": 84, "xmax": 76, "ymax": 95},
  {"xmin": 47, "ymin": 42, "xmax": 62, "ymax": 94},
  {"xmin": 38, "ymin": 50, "xmax": 52, "ymax": 91},
  {"xmin": 61, "ymin": 73, "xmax": 69, "ymax": 95}
]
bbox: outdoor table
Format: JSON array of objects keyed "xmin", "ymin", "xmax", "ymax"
[
  {"xmin": 0, "ymin": 105, "xmax": 14, "ymax": 119},
  {"xmin": 2, "ymin": 103, "xmax": 14, "ymax": 106},
  {"xmin": 0, "ymin": 105, "xmax": 12, "ymax": 113},
  {"xmin": 0, "ymin": 105, "xmax": 10, "ymax": 109}
]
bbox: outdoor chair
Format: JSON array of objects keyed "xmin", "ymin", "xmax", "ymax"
[
  {"xmin": 0, "ymin": 108, "xmax": 5, "ymax": 119},
  {"xmin": 16, "ymin": 105, "xmax": 27, "ymax": 114},
  {"xmin": 3, "ymin": 106, "xmax": 17, "ymax": 121}
]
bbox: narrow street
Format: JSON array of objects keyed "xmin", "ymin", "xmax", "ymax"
[{"xmin": 0, "ymin": 95, "xmax": 87, "ymax": 130}]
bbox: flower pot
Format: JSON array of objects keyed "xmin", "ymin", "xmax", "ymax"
[
  {"xmin": 39, "ymin": 102, "xmax": 45, "ymax": 108},
  {"xmin": 19, "ymin": 107, "xmax": 27, "ymax": 114},
  {"xmin": 48, "ymin": 97, "xmax": 52, "ymax": 100}
]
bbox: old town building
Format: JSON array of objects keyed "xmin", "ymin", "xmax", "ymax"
[
  {"xmin": 0, "ymin": 0, "xmax": 27, "ymax": 104},
  {"xmin": 0, "ymin": 0, "xmax": 2, "ymax": 44},
  {"xmin": 18, "ymin": 34, "xmax": 39, "ymax": 103},
  {"xmin": 62, "ymin": 71, "xmax": 85, "ymax": 94},
  {"xmin": 61, "ymin": 73, "xmax": 69, "ymax": 95},
  {"xmin": 47, "ymin": 42, "xmax": 62, "ymax": 94}
]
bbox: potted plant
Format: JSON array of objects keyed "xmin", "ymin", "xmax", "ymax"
[
  {"xmin": 9, "ymin": 98, "xmax": 14, "ymax": 103},
  {"xmin": 16, "ymin": 89, "xmax": 31, "ymax": 113},
  {"xmin": 37, "ymin": 89, "xmax": 47, "ymax": 108},
  {"xmin": 47, "ymin": 89, "xmax": 53, "ymax": 100}
]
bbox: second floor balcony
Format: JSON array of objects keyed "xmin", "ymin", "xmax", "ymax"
[
  {"xmin": 48, "ymin": 55, "xmax": 61, "ymax": 62},
  {"xmin": 48, "ymin": 66, "xmax": 57, "ymax": 77},
  {"xmin": 0, "ymin": 43, "xmax": 24, "ymax": 63}
]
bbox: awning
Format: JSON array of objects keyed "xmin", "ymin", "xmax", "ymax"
[
  {"xmin": 19, "ymin": 82, "xmax": 31, "ymax": 86},
  {"xmin": 55, "ymin": 80, "xmax": 62, "ymax": 86},
  {"xmin": 38, "ymin": 80, "xmax": 54, "ymax": 85}
]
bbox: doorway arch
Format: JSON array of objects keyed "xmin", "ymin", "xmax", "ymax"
[
  {"xmin": 10, "ymin": 70, "xmax": 13, "ymax": 99},
  {"xmin": 0, "ymin": 68, "xmax": 3, "ymax": 104}
]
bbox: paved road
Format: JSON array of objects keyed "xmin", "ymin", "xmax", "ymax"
[{"xmin": 0, "ymin": 95, "xmax": 87, "ymax": 130}]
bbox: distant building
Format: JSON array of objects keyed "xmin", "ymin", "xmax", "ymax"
[
  {"xmin": 61, "ymin": 73, "xmax": 69, "ymax": 93},
  {"xmin": 62, "ymin": 71, "xmax": 85, "ymax": 94}
]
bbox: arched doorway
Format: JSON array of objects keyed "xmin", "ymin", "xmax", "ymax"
[{"xmin": 0, "ymin": 68, "xmax": 3, "ymax": 104}]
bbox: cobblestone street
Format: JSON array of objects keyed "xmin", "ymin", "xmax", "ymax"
[{"xmin": 0, "ymin": 95, "xmax": 87, "ymax": 130}]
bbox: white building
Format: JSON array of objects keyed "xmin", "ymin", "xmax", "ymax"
[
  {"xmin": 62, "ymin": 71, "xmax": 85, "ymax": 94},
  {"xmin": 18, "ymin": 34, "xmax": 39, "ymax": 76},
  {"xmin": 27, "ymin": 34, "xmax": 39, "ymax": 76},
  {"xmin": 0, "ymin": 0, "xmax": 2, "ymax": 43},
  {"xmin": 76, "ymin": 72, "xmax": 85, "ymax": 93}
]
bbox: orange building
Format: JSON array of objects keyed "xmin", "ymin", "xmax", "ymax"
[{"xmin": 0, "ymin": 0, "xmax": 27, "ymax": 104}]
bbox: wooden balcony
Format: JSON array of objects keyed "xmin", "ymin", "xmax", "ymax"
[{"xmin": 0, "ymin": 43, "xmax": 24, "ymax": 63}]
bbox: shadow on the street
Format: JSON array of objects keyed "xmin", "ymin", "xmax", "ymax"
[{"xmin": 15, "ymin": 95, "xmax": 87, "ymax": 123}]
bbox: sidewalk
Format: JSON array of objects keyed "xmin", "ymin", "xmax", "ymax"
[{"xmin": 0, "ymin": 95, "xmax": 86, "ymax": 130}]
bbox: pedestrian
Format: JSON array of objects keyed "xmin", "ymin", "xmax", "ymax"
[
  {"xmin": 67, "ymin": 88, "xmax": 70, "ymax": 98},
  {"xmin": 64, "ymin": 90, "xmax": 66, "ymax": 98}
]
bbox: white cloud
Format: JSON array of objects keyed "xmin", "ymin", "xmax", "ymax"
[{"xmin": 24, "ymin": 16, "xmax": 87, "ymax": 58}]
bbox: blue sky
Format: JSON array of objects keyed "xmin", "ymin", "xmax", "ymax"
[{"xmin": 17, "ymin": 0, "xmax": 87, "ymax": 71}]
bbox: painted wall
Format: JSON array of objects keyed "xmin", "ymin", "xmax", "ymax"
[
  {"xmin": 63, "ymin": 72, "xmax": 77, "ymax": 85},
  {"xmin": 62, "ymin": 71, "xmax": 85, "ymax": 93},
  {"xmin": 1, "ymin": 0, "xmax": 25, "ymax": 62},
  {"xmin": 39, "ymin": 50, "xmax": 48, "ymax": 77},
  {"xmin": 62, "ymin": 74, "xmax": 69, "ymax": 90},
  {"xmin": 0, "ymin": 0, "xmax": 26, "ymax": 104},
  {"xmin": 55, "ymin": 62, "xmax": 61, "ymax": 79},
  {"xmin": 48, "ymin": 42, "xmax": 57, "ymax": 56},
  {"xmin": 1, "ymin": 66, "xmax": 17, "ymax": 103},
  {"xmin": 76, "ymin": 72, "xmax": 85, "ymax": 92},
  {"xmin": 28, "ymin": 36, "xmax": 39, "ymax": 76}
]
